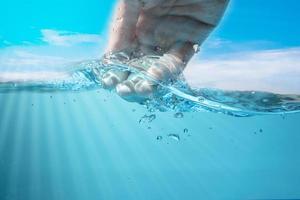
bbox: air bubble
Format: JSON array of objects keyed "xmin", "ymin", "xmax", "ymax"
[
  {"xmin": 174, "ymin": 112, "xmax": 184, "ymax": 118},
  {"xmin": 262, "ymin": 99, "xmax": 269, "ymax": 103},
  {"xmin": 154, "ymin": 46, "xmax": 163, "ymax": 53},
  {"xmin": 156, "ymin": 136, "xmax": 163, "ymax": 140},
  {"xmin": 139, "ymin": 114, "xmax": 156, "ymax": 123},
  {"xmin": 198, "ymin": 97, "xmax": 205, "ymax": 102},
  {"xmin": 168, "ymin": 134, "xmax": 180, "ymax": 141}
]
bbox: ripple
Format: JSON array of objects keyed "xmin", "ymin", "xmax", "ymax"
[{"xmin": 1, "ymin": 58, "xmax": 300, "ymax": 117}]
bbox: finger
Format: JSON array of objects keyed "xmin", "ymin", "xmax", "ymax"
[
  {"xmin": 134, "ymin": 79, "xmax": 156, "ymax": 97},
  {"xmin": 107, "ymin": 0, "xmax": 142, "ymax": 53},
  {"xmin": 115, "ymin": 73, "xmax": 142, "ymax": 96},
  {"xmin": 146, "ymin": 53, "xmax": 186, "ymax": 82},
  {"xmin": 102, "ymin": 69, "xmax": 129, "ymax": 89},
  {"xmin": 116, "ymin": 80, "xmax": 135, "ymax": 97},
  {"xmin": 133, "ymin": 54, "xmax": 184, "ymax": 96},
  {"xmin": 167, "ymin": 42, "xmax": 195, "ymax": 65},
  {"xmin": 116, "ymin": 73, "xmax": 141, "ymax": 97},
  {"xmin": 116, "ymin": 73, "xmax": 155, "ymax": 98}
]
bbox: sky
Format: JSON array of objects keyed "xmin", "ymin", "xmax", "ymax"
[
  {"xmin": 1, "ymin": 0, "xmax": 300, "ymax": 47},
  {"xmin": 0, "ymin": 0, "xmax": 300, "ymax": 93}
]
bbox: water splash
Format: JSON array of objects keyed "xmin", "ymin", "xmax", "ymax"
[{"xmin": 0, "ymin": 58, "xmax": 300, "ymax": 117}]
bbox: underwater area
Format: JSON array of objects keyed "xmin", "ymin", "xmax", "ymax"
[
  {"xmin": 0, "ymin": 88, "xmax": 300, "ymax": 199},
  {"xmin": 1, "ymin": 0, "xmax": 300, "ymax": 199}
]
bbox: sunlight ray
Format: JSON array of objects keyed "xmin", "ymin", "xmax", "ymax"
[
  {"xmin": 49, "ymin": 92, "xmax": 90, "ymax": 199},
  {"xmin": 0, "ymin": 93, "xmax": 19, "ymax": 152},
  {"xmin": 28, "ymin": 92, "xmax": 43, "ymax": 200},
  {"xmin": 41, "ymin": 93, "xmax": 65, "ymax": 200},
  {"xmin": 59, "ymin": 92, "xmax": 106, "ymax": 199},
  {"xmin": 108, "ymin": 101, "xmax": 177, "ymax": 199},
  {"xmin": 5, "ymin": 91, "xmax": 30, "ymax": 199},
  {"xmin": 78, "ymin": 91, "xmax": 130, "ymax": 199}
]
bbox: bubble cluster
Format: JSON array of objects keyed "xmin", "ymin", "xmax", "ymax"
[{"xmin": 139, "ymin": 114, "xmax": 156, "ymax": 123}]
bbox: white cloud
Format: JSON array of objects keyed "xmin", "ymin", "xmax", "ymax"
[
  {"xmin": 203, "ymin": 37, "xmax": 232, "ymax": 49},
  {"xmin": 0, "ymin": 29, "xmax": 104, "ymax": 72},
  {"xmin": 184, "ymin": 48, "xmax": 300, "ymax": 94},
  {"xmin": 0, "ymin": 71, "xmax": 69, "ymax": 83},
  {"xmin": 0, "ymin": 48, "xmax": 70, "ymax": 70},
  {"xmin": 0, "ymin": 31, "xmax": 299, "ymax": 94},
  {"xmin": 41, "ymin": 29, "xmax": 102, "ymax": 46},
  {"xmin": 0, "ymin": 29, "xmax": 104, "ymax": 83}
]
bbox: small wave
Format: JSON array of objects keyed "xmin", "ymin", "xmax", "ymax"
[{"xmin": 0, "ymin": 59, "xmax": 300, "ymax": 117}]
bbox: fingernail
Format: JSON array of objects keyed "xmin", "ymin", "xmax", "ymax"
[
  {"xmin": 102, "ymin": 75, "xmax": 118, "ymax": 88},
  {"xmin": 116, "ymin": 83, "xmax": 133, "ymax": 96},
  {"xmin": 135, "ymin": 80, "xmax": 154, "ymax": 95}
]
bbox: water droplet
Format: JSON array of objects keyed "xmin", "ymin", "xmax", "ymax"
[
  {"xmin": 168, "ymin": 134, "xmax": 180, "ymax": 141},
  {"xmin": 156, "ymin": 136, "xmax": 163, "ymax": 140},
  {"xmin": 193, "ymin": 44, "xmax": 200, "ymax": 53},
  {"xmin": 50, "ymin": 96, "xmax": 53, "ymax": 99},
  {"xmin": 149, "ymin": 108, "xmax": 155, "ymax": 113},
  {"xmin": 174, "ymin": 112, "xmax": 184, "ymax": 118},
  {"xmin": 262, "ymin": 99, "xmax": 269, "ymax": 103},
  {"xmin": 154, "ymin": 46, "xmax": 163, "ymax": 53},
  {"xmin": 183, "ymin": 128, "xmax": 188, "ymax": 133},
  {"xmin": 198, "ymin": 97, "xmax": 205, "ymax": 102},
  {"xmin": 259, "ymin": 128, "xmax": 263, "ymax": 133},
  {"xmin": 116, "ymin": 17, "xmax": 123, "ymax": 22}
]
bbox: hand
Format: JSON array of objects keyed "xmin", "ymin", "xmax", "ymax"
[{"xmin": 102, "ymin": 0, "xmax": 229, "ymax": 101}]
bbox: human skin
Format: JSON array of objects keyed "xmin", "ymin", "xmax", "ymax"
[{"xmin": 102, "ymin": 0, "xmax": 229, "ymax": 101}]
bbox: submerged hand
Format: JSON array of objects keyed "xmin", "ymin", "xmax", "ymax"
[{"xmin": 102, "ymin": 0, "xmax": 229, "ymax": 101}]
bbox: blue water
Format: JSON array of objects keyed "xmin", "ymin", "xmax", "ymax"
[
  {"xmin": 1, "ymin": 57, "xmax": 300, "ymax": 117},
  {"xmin": 1, "ymin": 57, "xmax": 300, "ymax": 199},
  {"xmin": 1, "ymin": 0, "xmax": 300, "ymax": 198},
  {"xmin": 1, "ymin": 89, "xmax": 300, "ymax": 199}
]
